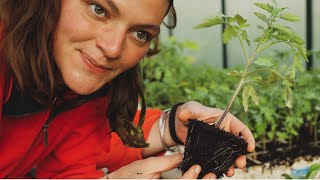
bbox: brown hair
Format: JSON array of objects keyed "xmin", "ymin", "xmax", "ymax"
[{"xmin": 0, "ymin": 0, "xmax": 176, "ymax": 147}]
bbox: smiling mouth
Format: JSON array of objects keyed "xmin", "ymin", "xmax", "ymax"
[{"xmin": 80, "ymin": 51, "xmax": 112, "ymax": 74}]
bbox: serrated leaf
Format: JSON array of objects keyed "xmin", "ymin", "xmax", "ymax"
[
  {"xmin": 242, "ymin": 86, "xmax": 250, "ymax": 112},
  {"xmin": 253, "ymin": 79, "xmax": 268, "ymax": 87},
  {"xmin": 286, "ymin": 65, "xmax": 296, "ymax": 79},
  {"xmin": 254, "ymin": 56, "xmax": 274, "ymax": 67},
  {"xmin": 194, "ymin": 16, "xmax": 225, "ymax": 29},
  {"xmin": 242, "ymin": 85, "xmax": 259, "ymax": 111},
  {"xmin": 284, "ymin": 85, "xmax": 292, "ymax": 108},
  {"xmin": 294, "ymin": 44, "xmax": 308, "ymax": 61},
  {"xmin": 254, "ymin": 3, "xmax": 272, "ymax": 13},
  {"xmin": 291, "ymin": 33, "xmax": 304, "ymax": 45},
  {"xmin": 272, "ymin": 7, "xmax": 284, "ymax": 16},
  {"xmin": 254, "ymin": 12, "xmax": 268, "ymax": 22},
  {"xmin": 267, "ymin": 72, "xmax": 282, "ymax": 85},
  {"xmin": 235, "ymin": 14, "xmax": 247, "ymax": 27},
  {"xmin": 249, "ymin": 86, "xmax": 259, "ymax": 106},
  {"xmin": 273, "ymin": 24, "xmax": 293, "ymax": 36},
  {"xmin": 294, "ymin": 53, "xmax": 304, "ymax": 72},
  {"xmin": 223, "ymin": 25, "xmax": 237, "ymax": 44},
  {"xmin": 271, "ymin": 33, "xmax": 290, "ymax": 41},
  {"xmin": 228, "ymin": 70, "xmax": 242, "ymax": 77},
  {"xmin": 279, "ymin": 12, "xmax": 300, "ymax": 22},
  {"xmin": 241, "ymin": 30, "xmax": 251, "ymax": 46}
]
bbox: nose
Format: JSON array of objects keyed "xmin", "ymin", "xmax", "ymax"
[{"xmin": 96, "ymin": 27, "xmax": 126, "ymax": 60}]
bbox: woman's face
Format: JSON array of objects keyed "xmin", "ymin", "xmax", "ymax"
[{"xmin": 53, "ymin": 0, "xmax": 169, "ymax": 95}]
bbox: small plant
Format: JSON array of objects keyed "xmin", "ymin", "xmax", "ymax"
[{"xmin": 179, "ymin": 1, "xmax": 308, "ymax": 178}]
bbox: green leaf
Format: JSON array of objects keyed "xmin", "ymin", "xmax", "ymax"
[
  {"xmin": 286, "ymin": 65, "xmax": 296, "ymax": 79},
  {"xmin": 254, "ymin": 12, "xmax": 268, "ymax": 23},
  {"xmin": 272, "ymin": 7, "xmax": 284, "ymax": 16},
  {"xmin": 183, "ymin": 41, "xmax": 200, "ymax": 51},
  {"xmin": 254, "ymin": 3, "xmax": 273, "ymax": 13},
  {"xmin": 294, "ymin": 44, "xmax": 308, "ymax": 61},
  {"xmin": 294, "ymin": 53, "xmax": 304, "ymax": 72},
  {"xmin": 279, "ymin": 12, "xmax": 300, "ymax": 22},
  {"xmin": 267, "ymin": 72, "xmax": 282, "ymax": 85},
  {"xmin": 241, "ymin": 30, "xmax": 251, "ymax": 46},
  {"xmin": 306, "ymin": 163, "xmax": 320, "ymax": 178},
  {"xmin": 249, "ymin": 86, "xmax": 259, "ymax": 106},
  {"xmin": 291, "ymin": 33, "xmax": 305, "ymax": 45},
  {"xmin": 253, "ymin": 78, "xmax": 268, "ymax": 87},
  {"xmin": 242, "ymin": 85, "xmax": 259, "ymax": 112},
  {"xmin": 235, "ymin": 14, "xmax": 247, "ymax": 27},
  {"xmin": 284, "ymin": 85, "xmax": 293, "ymax": 108},
  {"xmin": 194, "ymin": 16, "xmax": 225, "ymax": 29},
  {"xmin": 242, "ymin": 86, "xmax": 250, "ymax": 112},
  {"xmin": 281, "ymin": 173, "xmax": 293, "ymax": 179},
  {"xmin": 223, "ymin": 25, "xmax": 237, "ymax": 44},
  {"xmin": 228, "ymin": 70, "xmax": 242, "ymax": 78},
  {"xmin": 273, "ymin": 24, "xmax": 293, "ymax": 36},
  {"xmin": 254, "ymin": 56, "xmax": 274, "ymax": 67},
  {"xmin": 155, "ymin": 68, "xmax": 162, "ymax": 80}
]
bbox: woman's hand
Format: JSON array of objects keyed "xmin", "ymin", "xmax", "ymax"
[
  {"xmin": 107, "ymin": 153, "xmax": 216, "ymax": 179},
  {"xmin": 173, "ymin": 101, "xmax": 256, "ymax": 177}
]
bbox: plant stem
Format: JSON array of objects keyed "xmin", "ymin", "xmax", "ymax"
[
  {"xmin": 215, "ymin": 78, "xmax": 245, "ymax": 127},
  {"xmin": 215, "ymin": 16, "xmax": 276, "ymax": 128}
]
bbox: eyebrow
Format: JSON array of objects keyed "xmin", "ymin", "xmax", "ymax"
[
  {"xmin": 105, "ymin": 0, "xmax": 120, "ymax": 15},
  {"xmin": 134, "ymin": 25, "xmax": 161, "ymax": 36}
]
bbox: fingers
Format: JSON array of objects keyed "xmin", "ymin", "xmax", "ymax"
[
  {"xmin": 202, "ymin": 173, "xmax": 216, "ymax": 179},
  {"xmin": 149, "ymin": 153, "xmax": 183, "ymax": 173},
  {"xmin": 177, "ymin": 102, "xmax": 222, "ymax": 123},
  {"xmin": 225, "ymin": 165, "xmax": 235, "ymax": 177},
  {"xmin": 180, "ymin": 165, "xmax": 201, "ymax": 179},
  {"xmin": 229, "ymin": 117, "xmax": 255, "ymax": 152},
  {"xmin": 235, "ymin": 155, "xmax": 247, "ymax": 169},
  {"xmin": 241, "ymin": 127, "xmax": 255, "ymax": 152}
]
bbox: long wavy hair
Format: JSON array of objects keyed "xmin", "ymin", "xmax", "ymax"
[{"xmin": 0, "ymin": 0, "xmax": 176, "ymax": 147}]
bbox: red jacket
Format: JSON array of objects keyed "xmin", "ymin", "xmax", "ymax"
[{"xmin": 0, "ymin": 44, "xmax": 161, "ymax": 178}]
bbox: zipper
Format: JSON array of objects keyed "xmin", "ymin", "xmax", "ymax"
[
  {"xmin": 42, "ymin": 97, "xmax": 58, "ymax": 147},
  {"xmin": 5, "ymin": 97, "xmax": 58, "ymax": 178}
]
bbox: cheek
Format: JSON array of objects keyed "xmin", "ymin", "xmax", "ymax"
[{"xmin": 121, "ymin": 46, "xmax": 149, "ymax": 69}]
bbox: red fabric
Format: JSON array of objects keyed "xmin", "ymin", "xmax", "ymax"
[
  {"xmin": 0, "ymin": 55, "xmax": 162, "ymax": 178},
  {"xmin": 105, "ymin": 109, "xmax": 162, "ymax": 172}
]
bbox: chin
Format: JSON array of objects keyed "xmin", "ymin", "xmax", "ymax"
[{"xmin": 65, "ymin": 81, "xmax": 99, "ymax": 95}]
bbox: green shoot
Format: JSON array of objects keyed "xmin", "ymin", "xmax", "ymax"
[{"xmin": 194, "ymin": 1, "xmax": 308, "ymax": 127}]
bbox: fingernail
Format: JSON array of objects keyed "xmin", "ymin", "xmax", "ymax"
[{"xmin": 194, "ymin": 165, "xmax": 201, "ymax": 174}]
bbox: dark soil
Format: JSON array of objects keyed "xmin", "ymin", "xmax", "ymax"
[
  {"xmin": 247, "ymin": 131, "xmax": 320, "ymax": 168},
  {"xmin": 178, "ymin": 120, "xmax": 247, "ymax": 179}
]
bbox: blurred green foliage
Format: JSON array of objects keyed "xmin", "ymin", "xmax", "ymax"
[{"xmin": 142, "ymin": 37, "xmax": 320, "ymax": 144}]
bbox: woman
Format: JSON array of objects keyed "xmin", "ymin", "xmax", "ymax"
[{"xmin": 0, "ymin": 0, "xmax": 255, "ymax": 178}]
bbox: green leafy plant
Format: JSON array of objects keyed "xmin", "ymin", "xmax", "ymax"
[
  {"xmin": 282, "ymin": 163, "xmax": 320, "ymax": 179},
  {"xmin": 194, "ymin": 1, "xmax": 308, "ymax": 126},
  {"xmin": 177, "ymin": 1, "xmax": 309, "ymax": 178}
]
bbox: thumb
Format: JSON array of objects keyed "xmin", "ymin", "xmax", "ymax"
[
  {"xmin": 177, "ymin": 108, "xmax": 194, "ymax": 123},
  {"xmin": 153, "ymin": 153, "xmax": 183, "ymax": 173}
]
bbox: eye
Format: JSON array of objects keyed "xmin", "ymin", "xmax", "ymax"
[
  {"xmin": 89, "ymin": 4, "xmax": 107, "ymax": 17},
  {"xmin": 133, "ymin": 31, "xmax": 150, "ymax": 42}
]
